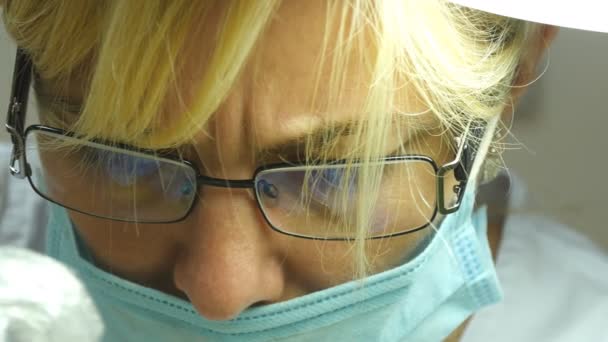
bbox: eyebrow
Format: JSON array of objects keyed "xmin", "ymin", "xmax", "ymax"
[
  {"xmin": 36, "ymin": 92, "xmax": 419, "ymax": 163},
  {"xmin": 36, "ymin": 94, "xmax": 354, "ymax": 154},
  {"xmin": 255, "ymin": 121, "xmax": 363, "ymax": 162}
]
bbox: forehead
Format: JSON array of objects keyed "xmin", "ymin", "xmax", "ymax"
[{"xmin": 173, "ymin": 1, "xmax": 431, "ymax": 156}]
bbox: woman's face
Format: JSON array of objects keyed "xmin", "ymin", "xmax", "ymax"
[{"xmin": 38, "ymin": 0, "xmax": 458, "ymax": 321}]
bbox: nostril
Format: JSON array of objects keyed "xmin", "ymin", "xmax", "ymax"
[{"xmin": 249, "ymin": 300, "xmax": 273, "ymax": 309}]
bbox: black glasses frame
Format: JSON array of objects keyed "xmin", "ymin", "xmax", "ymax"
[{"xmin": 5, "ymin": 48, "xmax": 479, "ymax": 240}]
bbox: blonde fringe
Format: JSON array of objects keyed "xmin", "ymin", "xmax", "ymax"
[{"xmin": 2, "ymin": 0, "xmax": 540, "ymax": 279}]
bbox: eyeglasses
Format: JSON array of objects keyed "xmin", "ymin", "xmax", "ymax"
[{"xmin": 6, "ymin": 49, "xmax": 480, "ymax": 240}]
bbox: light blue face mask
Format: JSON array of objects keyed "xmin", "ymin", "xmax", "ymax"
[{"xmin": 45, "ymin": 186, "xmax": 502, "ymax": 342}]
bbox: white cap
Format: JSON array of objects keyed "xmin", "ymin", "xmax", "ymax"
[{"xmin": 449, "ymin": 0, "xmax": 608, "ymax": 33}]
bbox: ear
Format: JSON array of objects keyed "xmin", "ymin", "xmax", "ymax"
[{"xmin": 510, "ymin": 25, "xmax": 559, "ymax": 102}]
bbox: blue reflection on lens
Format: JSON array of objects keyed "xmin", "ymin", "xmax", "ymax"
[
  {"xmin": 257, "ymin": 168, "xmax": 358, "ymax": 213},
  {"xmin": 309, "ymin": 168, "xmax": 356, "ymax": 203},
  {"xmin": 102, "ymin": 151, "xmax": 159, "ymax": 186}
]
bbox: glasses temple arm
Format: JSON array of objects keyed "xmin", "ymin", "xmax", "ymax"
[{"xmin": 6, "ymin": 49, "xmax": 33, "ymax": 179}]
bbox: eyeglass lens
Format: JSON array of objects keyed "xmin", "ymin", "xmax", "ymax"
[
  {"xmin": 25, "ymin": 128, "xmax": 441, "ymax": 238},
  {"xmin": 255, "ymin": 160, "xmax": 437, "ymax": 239},
  {"xmin": 25, "ymin": 129, "xmax": 198, "ymax": 222}
]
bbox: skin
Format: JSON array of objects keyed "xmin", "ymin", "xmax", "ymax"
[{"xmin": 36, "ymin": 1, "xmax": 558, "ymax": 339}]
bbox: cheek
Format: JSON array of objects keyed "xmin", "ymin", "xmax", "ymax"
[
  {"xmin": 70, "ymin": 209, "xmax": 432, "ymax": 298},
  {"xmin": 69, "ymin": 213, "xmax": 186, "ymax": 287},
  {"xmin": 278, "ymin": 228, "xmax": 432, "ymax": 289}
]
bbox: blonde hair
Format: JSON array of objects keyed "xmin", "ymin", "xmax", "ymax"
[{"xmin": 2, "ymin": 0, "xmax": 540, "ymax": 278}]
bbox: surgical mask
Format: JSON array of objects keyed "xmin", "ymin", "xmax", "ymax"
[{"xmin": 45, "ymin": 182, "xmax": 502, "ymax": 342}]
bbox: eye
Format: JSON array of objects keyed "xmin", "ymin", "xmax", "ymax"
[
  {"xmin": 177, "ymin": 181, "xmax": 196, "ymax": 197},
  {"xmin": 258, "ymin": 179, "xmax": 279, "ymax": 199},
  {"xmin": 255, "ymin": 167, "xmax": 360, "ymax": 216}
]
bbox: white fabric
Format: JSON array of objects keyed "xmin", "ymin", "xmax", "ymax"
[
  {"xmin": 448, "ymin": 0, "xmax": 608, "ymax": 33},
  {"xmin": 0, "ymin": 144, "xmax": 48, "ymax": 252},
  {"xmin": 0, "ymin": 144, "xmax": 607, "ymax": 341},
  {"xmin": 462, "ymin": 213, "xmax": 608, "ymax": 342},
  {"xmin": 0, "ymin": 247, "xmax": 104, "ymax": 342}
]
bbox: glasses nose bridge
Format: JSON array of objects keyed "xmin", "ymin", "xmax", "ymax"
[
  {"xmin": 196, "ymin": 174, "xmax": 256, "ymax": 190},
  {"xmin": 193, "ymin": 175, "xmax": 260, "ymax": 214}
]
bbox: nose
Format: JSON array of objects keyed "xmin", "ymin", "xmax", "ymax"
[{"xmin": 172, "ymin": 187, "xmax": 285, "ymax": 321}]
